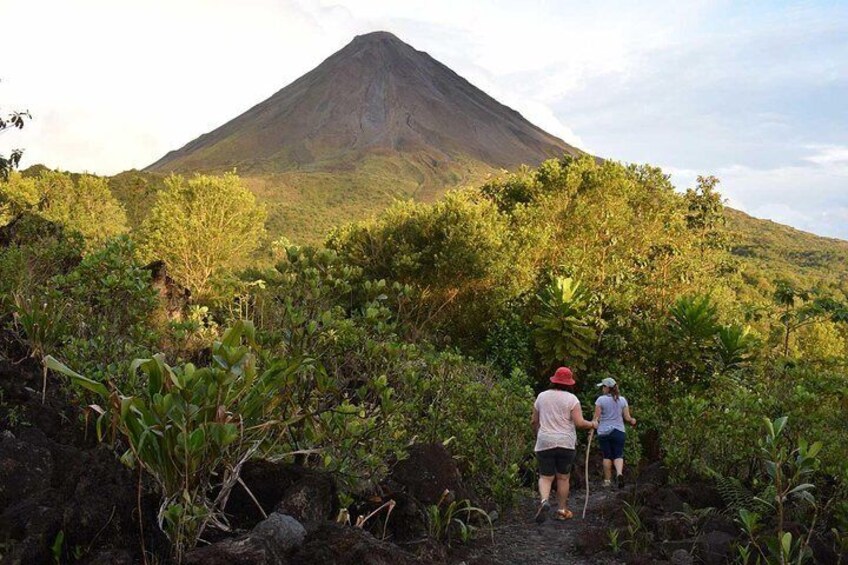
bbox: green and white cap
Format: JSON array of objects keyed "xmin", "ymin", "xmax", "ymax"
[{"xmin": 596, "ymin": 377, "xmax": 617, "ymax": 388}]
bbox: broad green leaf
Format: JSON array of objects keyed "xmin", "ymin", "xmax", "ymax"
[{"xmin": 44, "ymin": 355, "xmax": 109, "ymax": 397}]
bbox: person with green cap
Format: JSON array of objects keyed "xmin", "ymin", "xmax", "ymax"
[{"xmin": 593, "ymin": 377, "xmax": 636, "ymax": 488}]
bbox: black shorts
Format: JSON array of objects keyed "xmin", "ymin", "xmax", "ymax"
[{"xmin": 536, "ymin": 447, "xmax": 576, "ymax": 476}]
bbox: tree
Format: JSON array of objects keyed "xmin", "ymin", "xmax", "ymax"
[
  {"xmin": 0, "ymin": 170, "xmax": 128, "ymax": 248},
  {"xmin": 772, "ymin": 281, "xmax": 848, "ymax": 358},
  {"xmin": 140, "ymin": 172, "xmax": 267, "ymax": 298},
  {"xmin": 0, "ymin": 105, "xmax": 30, "ymax": 180},
  {"xmin": 328, "ymin": 189, "xmax": 541, "ymax": 345},
  {"xmin": 684, "ymin": 175, "xmax": 727, "ymax": 256}
]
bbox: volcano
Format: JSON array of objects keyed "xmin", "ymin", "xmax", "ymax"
[
  {"xmin": 145, "ymin": 31, "xmax": 582, "ymax": 242},
  {"xmin": 147, "ymin": 31, "xmax": 580, "ymax": 175}
]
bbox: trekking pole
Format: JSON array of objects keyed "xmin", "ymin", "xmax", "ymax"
[{"xmin": 582, "ymin": 428, "xmax": 594, "ymax": 519}]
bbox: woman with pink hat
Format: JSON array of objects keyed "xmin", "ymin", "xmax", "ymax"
[{"xmin": 531, "ymin": 366, "xmax": 597, "ymax": 522}]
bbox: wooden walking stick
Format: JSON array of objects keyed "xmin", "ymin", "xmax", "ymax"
[{"xmin": 582, "ymin": 428, "xmax": 594, "ymax": 519}]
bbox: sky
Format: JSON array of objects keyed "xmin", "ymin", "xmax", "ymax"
[{"xmin": 1, "ymin": 0, "xmax": 846, "ymax": 238}]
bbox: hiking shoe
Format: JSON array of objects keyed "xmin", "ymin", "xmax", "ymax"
[
  {"xmin": 603, "ymin": 479, "xmax": 612, "ymax": 488},
  {"xmin": 615, "ymin": 474, "xmax": 624, "ymax": 489},
  {"xmin": 535, "ymin": 499, "xmax": 550, "ymax": 524}
]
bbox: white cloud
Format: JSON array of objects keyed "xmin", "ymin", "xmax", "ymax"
[{"xmin": 804, "ymin": 145, "xmax": 848, "ymax": 165}]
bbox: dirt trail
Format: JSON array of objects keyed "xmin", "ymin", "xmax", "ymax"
[{"xmin": 448, "ymin": 483, "xmax": 623, "ymax": 565}]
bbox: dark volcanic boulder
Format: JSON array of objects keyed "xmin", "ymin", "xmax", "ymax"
[
  {"xmin": 575, "ymin": 524, "xmax": 609, "ymax": 555},
  {"xmin": 275, "ymin": 470, "xmax": 338, "ymax": 531},
  {"xmin": 62, "ymin": 447, "xmax": 138, "ymax": 547},
  {"xmin": 0, "ymin": 432, "xmax": 53, "ymax": 511},
  {"xmin": 186, "ymin": 512, "xmax": 306, "ymax": 565},
  {"xmin": 0, "ymin": 499, "xmax": 62, "ymax": 564},
  {"xmin": 226, "ymin": 461, "xmax": 338, "ymax": 531},
  {"xmin": 651, "ymin": 514, "xmax": 692, "ymax": 541},
  {"xmin": 649, "ymin": 487, "xmax": 685, "ymax": 514},
  {"xmin": 290, "ymin": 522, "xmax": 420, "ymax": 565},
  {"xmin": 696, "ymin": 531, "xmax": 735, "ymax": 565},
  {"xmin": 673, "ymin": 482, "xmax": 723, "ymax": 510},
  {"xmin": 637, "ymin": 461, "xmax": 669, "ymax": 487},
  {"xmin": 388, "ymin": 443, "xmax": 472, "ymax": 505},
  {"xmin": 670, "ymin": 548, "xmax": 694, "ymax": 565},
  {"xmin": 87, "ymin": 549, "xmax": 135, "ymax": 564}
]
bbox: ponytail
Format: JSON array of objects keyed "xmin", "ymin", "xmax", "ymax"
[{"xmin": 610, "ymin": 384, "xmax": 620, "ymax": 402}]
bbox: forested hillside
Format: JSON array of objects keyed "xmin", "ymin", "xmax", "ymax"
[
  {"xmin": 728, "ymin": 207, "xmax": 848, "ymax": 287},
  {"xmin": 2, "ymin": 155, "xmax": 846, "ymax": 563}
]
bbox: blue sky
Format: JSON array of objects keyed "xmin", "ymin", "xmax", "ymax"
[{"xmin": 2, "ymin": 0, "xmax": 846, "ymax": 238}]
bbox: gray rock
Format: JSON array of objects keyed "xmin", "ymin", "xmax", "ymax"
[
  {"xmin": 253, "ymin": 512, "xmax": 307, "ymax": 553},
  {"xmin": 670, "ymin": 548, "xmax": 694, "ymax": 565},
  {"xmin": 185, "ymin": 513, "xmax": 305, "ymax": 565}
]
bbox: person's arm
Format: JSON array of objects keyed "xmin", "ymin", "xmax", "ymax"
[
  {"xmin": 623, "ymin": 405, "xmax": 637, "ymax": 427},
  {"xmin": 532, "ymin": 407, "xmax": 540, "ymax": 434},
  {"xmin": 593, "ymin": 404, "xmax": 601, "ymax": 426},
  {"xmin": 571, "ymin": 403, "xmax": 598, "ymax": 430}
]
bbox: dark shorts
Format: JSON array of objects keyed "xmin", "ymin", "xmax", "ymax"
[
  {"xmin": 598, "ymin": 429, "xmax": 626, "ymax": 460},
  {"xmin": 536, "ymin": 447, "xmax": 576, "ymax": 476}
]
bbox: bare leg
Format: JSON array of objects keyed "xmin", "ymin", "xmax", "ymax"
[
  {"xmin": 603, "ymin": 458, "xmax": 613, "ymax": 481},
  {"xmin": 614, "ymin": 458, "xmax": 624, "ymax": 477},
  {"xmin": 555, "ymin": 473, "xmax": 570, "ymax": 510},
  {"xmin": 538, "ymin": 474, "xmax": 554, "ymax": 502}
]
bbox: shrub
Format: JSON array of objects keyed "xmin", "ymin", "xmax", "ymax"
[
  {"xmin": 139, "ymin": 172, "xmax": 267, "ymax": 299},
  {"xmin": 47, "ymin": 321, "xmax": 307, "ymax": 562},
  {"xmin": 51, "ymin": 237, "xmax": 158, "ymax": 386}
]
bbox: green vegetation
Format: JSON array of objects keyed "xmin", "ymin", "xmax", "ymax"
[
  {"xmin": 139, "ymin": 172, "xmax": 267, "ymax": 298},
  {"xmin": 1, "ymin": 170, "xmax": 128, "ymax": 248},
  {"xmin": 2, "ymin": 154, "xmax": 846, "ymax": 561},
  {"xmin": 0, "ymin": 104, "xmax": 30, "ymax": 179}
]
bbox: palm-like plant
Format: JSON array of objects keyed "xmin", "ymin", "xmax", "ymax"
[
  {"xmin": 716, "ymin": 324, "xmax": 757, "ymax": 372},
  {"xmin": 669, "ymin": 294, "xmax": 719, "ymax": 345},
  {"xmin": 532, "ymin": 276, "xmax": 597, "ymax": 370},
  {"xmin": 666, "ymin": 294, "xmax": 720, "ymax": 378}
]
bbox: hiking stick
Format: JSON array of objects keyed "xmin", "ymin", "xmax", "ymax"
[{"xmin": 582, "ymin": 428, "xmax": 594, "ymax": 519}]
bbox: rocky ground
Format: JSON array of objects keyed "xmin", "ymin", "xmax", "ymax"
[
  {"xmin": 448, "ymin": 486, "xmax": 623, "ymax": 565},
  {"xmin": 2, "ymin": 354, "xmax": 845, "ymax": 564}
]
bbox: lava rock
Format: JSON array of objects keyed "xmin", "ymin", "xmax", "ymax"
[
  {"xmin": 87, "ymin": 549, "xmax": 135, "ymax": 565},
  {"xmin": 0, "ymin": 501, "xmax": 61, "ymax": 564},
  {"xmin": 652, "ymin": 514, "xmax": 692, "ymax": 541},
  {"xmin": 0, "ymin": 432, "xmax": 53, "ymax": 511},
  {"xmin": 575, "ymin": 524, "xmax": 609, "ymax": 555},
  {"xmin": 637, "ymin": 461, "xmax": 669, "ymax": 487},
  {"xmin": 225, "ymin": 460, "xmax": 308, "ymax": 528},
  {"xmin": 699, "ymin": 514, "xmax": 738, "ymax": 537},
  {"xmin": 388, "ymin": 443, "xmax": 472, "ymax": 505},
  {"xmin": 290, "ymin": 522, "xmax": 420, "ymax": 564},
  {"xmin": 696, "ymin": 531, "xmax": 735, "ymax": 565},
  {"xmin": 275, "ymin": 470, "xmax": 338, "ymax": 531},
  {"xmin": 670, "ymin": 548, "xmax": 694, "ymax": 565},
  {"xmin": 186, "ymin": 512, "xmax": 306, "ymax": 565},
  {"xmin": 673, "ymin": 482, "xmax": 723, "ymax": 510},
  {"xmin": 650, "ymin": 487, "xmax": 685, "ymax": 514}
]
